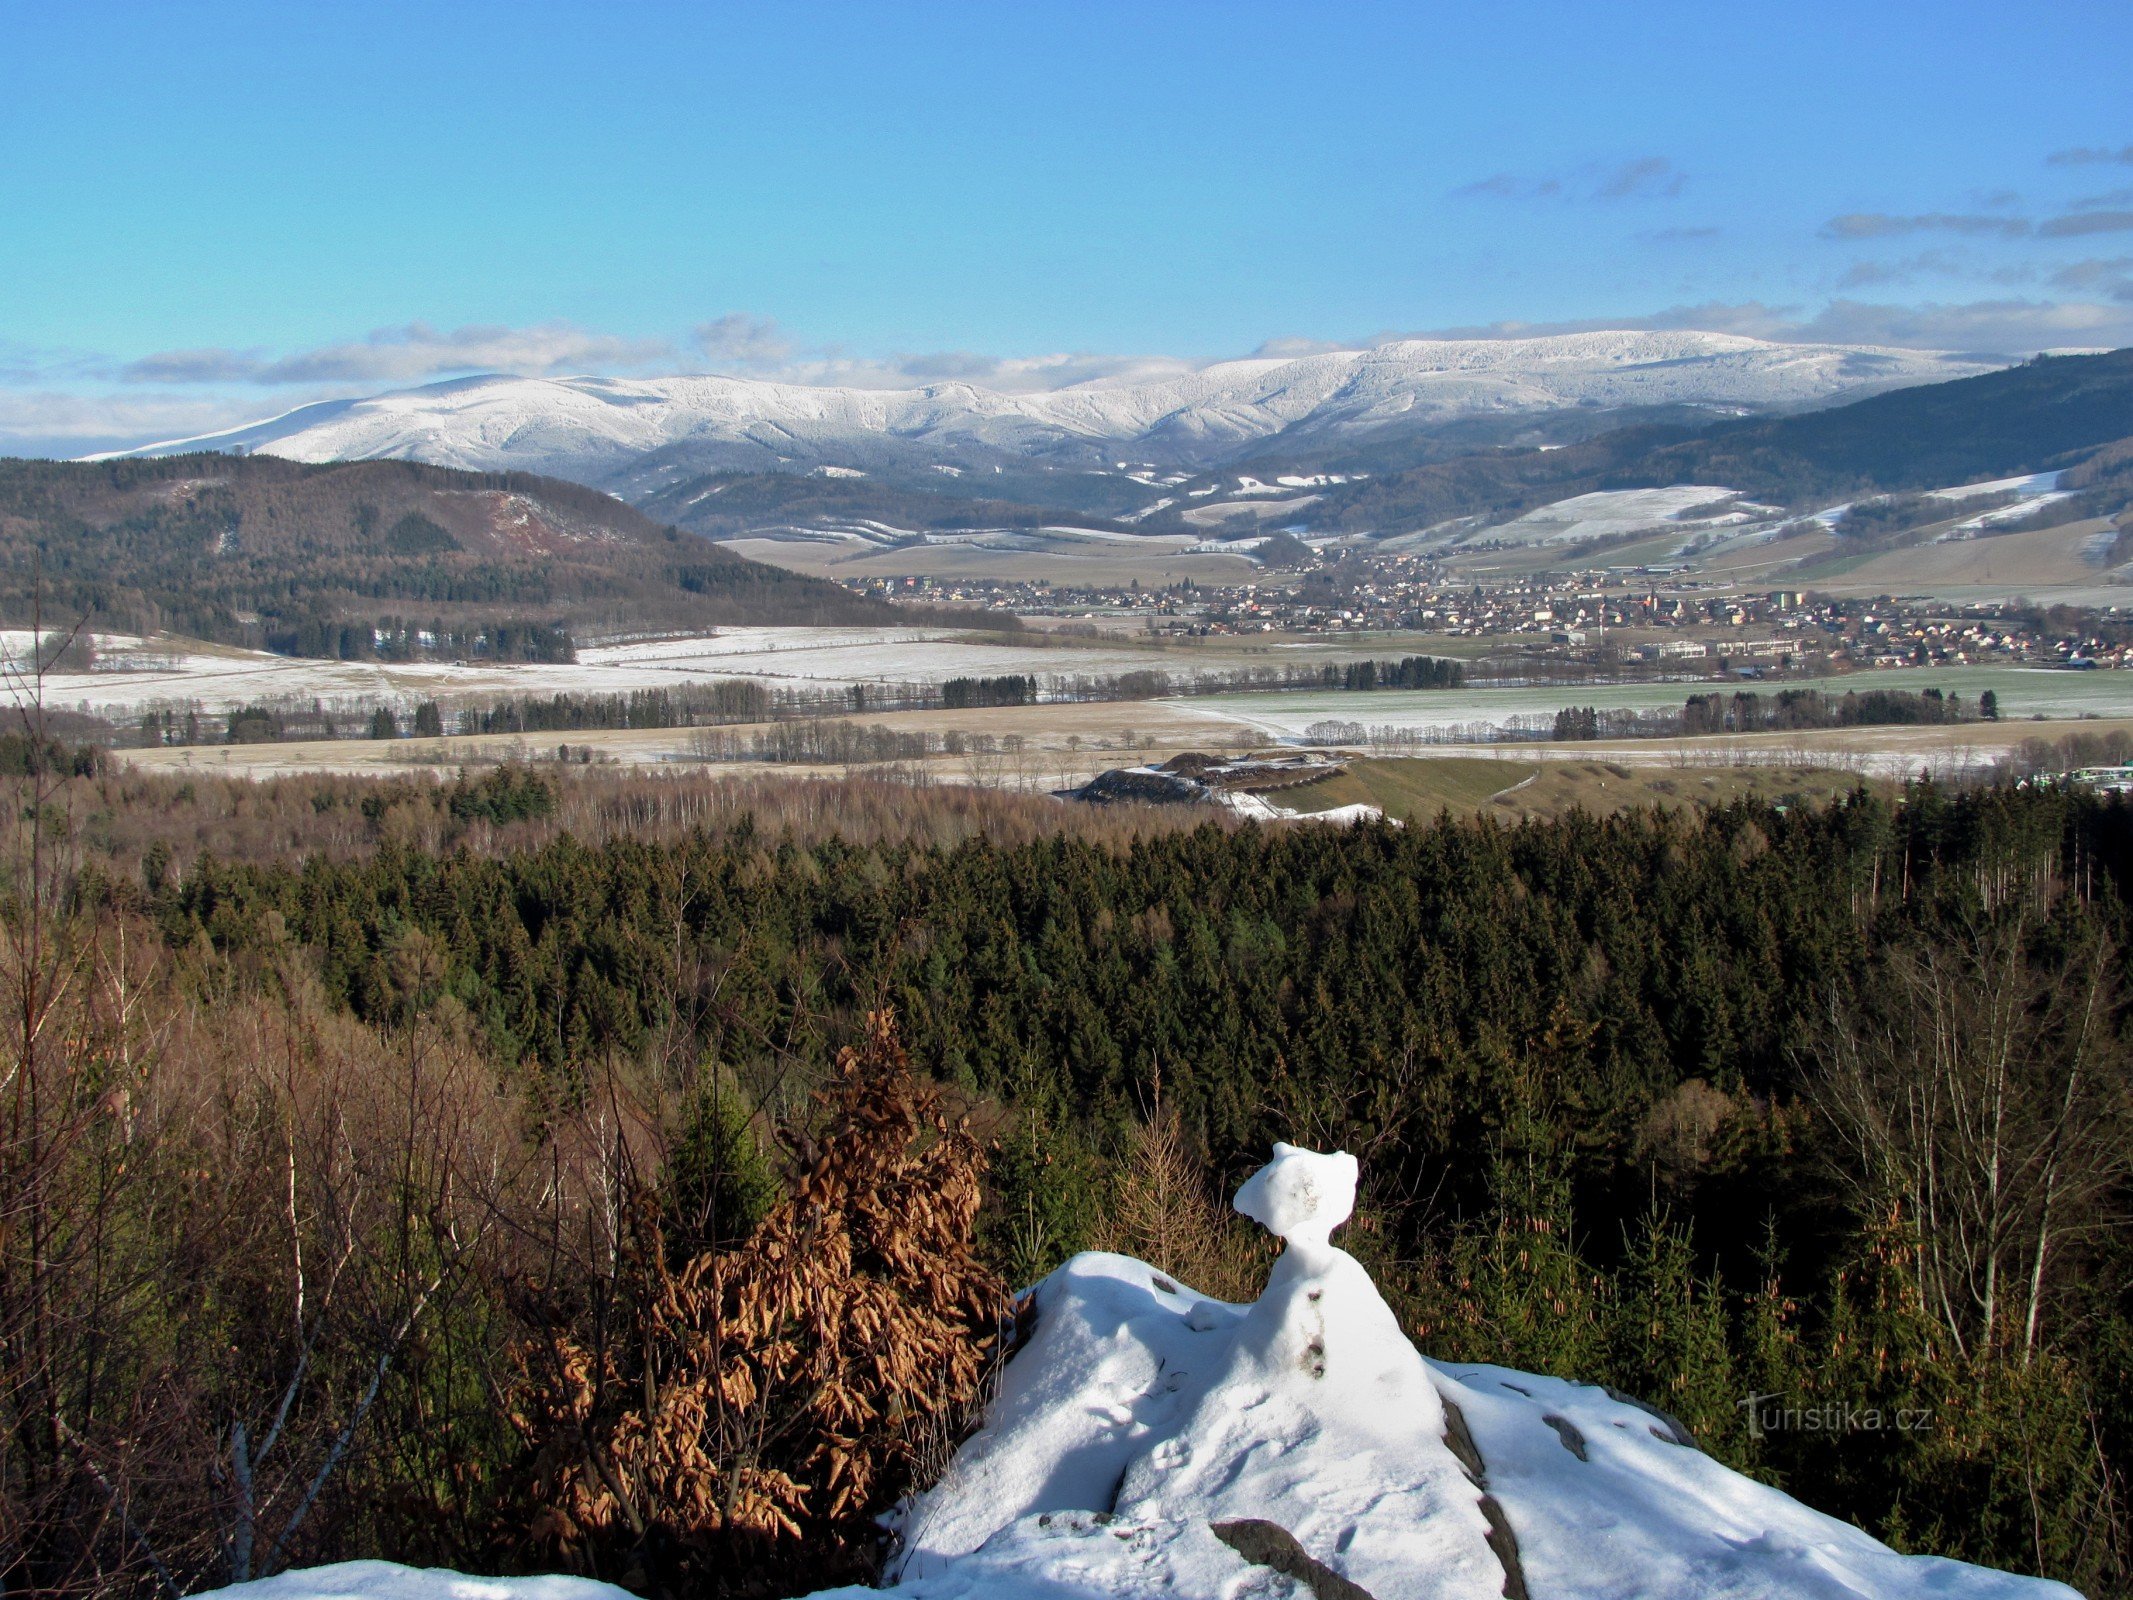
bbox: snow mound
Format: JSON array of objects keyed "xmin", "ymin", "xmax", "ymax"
[
  {"xmin": 1233, "ymin": 1139, "xmax": 1356, "ymax": 1244},
  {"xmin": 212, "ymin": 1561, "xmax": 633, "ymax": 1600},
  {"xmin": 1296, "ymin": 801, "xmax": 1389, "ymax": 827},
  {"xmin": 848, "ymin": 1144, "xmax": 2078, "ymax": 1600}
]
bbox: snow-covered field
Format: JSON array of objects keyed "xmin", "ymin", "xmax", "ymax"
[
  {"xmin": 1181, "ymin": 664, "xmax": 2133, "ymax": 742},
  {"xmin": 3, "ymin": 625, "xmax": 1358, "ymax": 720},
  {"xmin": 574, "ymin": 626, "xmax": 1212, "ymax": 684},
  {"xmin": 1381, "ymin": 467, "xmax": 2103, "ymax": 573},
  {"xmin": 14, "ymin": 626, "xmax": 1082, "ymax": 720},
  {"xmin": 215, "ymin": 1144, "xmax": 2072, "ymax": 1600},
  {"xmin": 1181, "ymin": 664, "xmax": 2133, "ymax": 778},
  {"xmin": 1926, "ymin": 471, "xmax": 2065, "ymax": 501}
]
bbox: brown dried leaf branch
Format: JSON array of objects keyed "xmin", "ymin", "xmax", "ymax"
[{"xmin": 512, "ymin": 1008, "xmax": 1008, "ymax": 1594}]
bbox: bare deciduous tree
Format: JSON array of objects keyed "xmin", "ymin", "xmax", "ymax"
[{"xmin": 1808, "ymin": 917, "xmax": 2132, "ymax": 1362}]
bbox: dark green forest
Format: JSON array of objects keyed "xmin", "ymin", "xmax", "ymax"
[{"xmin": 8, "ymin": 764, "xmax": 2133, "ymax": 1594}]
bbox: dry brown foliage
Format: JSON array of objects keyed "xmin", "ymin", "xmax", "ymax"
[
  {"xmin": 511, "ymin": 1009, "xmax": 1008, "ymax": 1596},
  {"xmin": 85, "ymin": 764, "xmax": 1222, "ymax": 881}
]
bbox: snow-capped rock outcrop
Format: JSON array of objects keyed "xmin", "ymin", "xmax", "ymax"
[
  {"xmin": 846, "ymin": 1141, "xmax": 2077, "ymax": 1600},
  {"xmin": 218, "ymin": 1143, "xmax": 2080, "ymax": 1600}
]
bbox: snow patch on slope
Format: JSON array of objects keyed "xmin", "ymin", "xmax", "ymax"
[
  {"xmin": 1477, "ymin": 484, "xmax": 1747, "ymax": 547},
  {"xmin": 210, "ymin": 1562, "xmax": 632, "ymax": 1600}
]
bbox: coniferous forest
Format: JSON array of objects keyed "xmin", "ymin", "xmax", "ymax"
[{"xmin": 3, "ymin": 752, "xmax": 2131, "ymax": 1596}]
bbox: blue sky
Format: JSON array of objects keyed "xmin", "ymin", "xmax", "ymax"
[{"xmin": 4, "ymin": 0, "xmax": 2131, "ymax": 452}]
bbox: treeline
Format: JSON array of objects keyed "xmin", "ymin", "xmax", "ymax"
[
  {"xmin": 1042, "ymin": 655, "xmax": 1466, "ymax": 703},
  {"xmin": 941, "ymin": 673, "xmax": 1036, "ymax": 709},
  {"xmin": 460, "ymin": 681, "xmax": 774, "ymax": 734},
  {"xmin": 10, "ymin": 760, "xmax": 2133, "ymax": 1594},
  {"xmin": 1989, "ymin": 437, "xmax": 2133, "ymax": 537},
  {"xmin": 1330, "ymin": 654, "xmax": 1466, "ymax": 690},
  {"xmin": 635, "ymin": 466, "xmax": 1128, "ymax": 541},
  {"xmin": 690, "ymin": 718, "xmax": 934, "ymax": 766},
  {"xmin": 1553, "ymin": 685, "xmax": 1977, "ymax": 741},
  {"xmin": 262, "ymin": 615, "xmax": 576, "ymax": 663},
  {"xmin": 1999, "ymin": 727, "xmax": 2133, "ymax": 779},
  {"xmin": 114, "ymin": 655, "xmax": 1473, "ymax": 751},
  {"xmin": 1836, "ymin": 492, "xmax": 1988, "ymax": 545}
]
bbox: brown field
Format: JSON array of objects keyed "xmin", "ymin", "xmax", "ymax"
[
  {"xmin": 1796, "ymin": 519, "xmax": 2123, "ymax": 595},
  {"xmin": 1435, "ymin": 518, "xmax": 2130, "ymax": 607},
  {"xmin": 1411, "ymin": 716, "xmax": 2133, "ymax": 780},
  {"xmin": 112, "ymin": 698, "xmax": 2133, "ymax": 826},
  {"xmin": 1278, "ymin": 756, "xmax": 1541, "ymax": 816},
  {"xmin": 1281, "ymin": 755, "xmax": 1889, "ymax": 822},
  {"xmin": 114, "ymin": 697, "xmax": 1233, "ymax": 790},
  {"xmin": 716, "ymin": 535, "xmax": 1261, "ymax": 587}
]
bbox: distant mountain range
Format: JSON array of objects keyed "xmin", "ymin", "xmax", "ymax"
[
  {"xmin": 88, "ymin": 335, "xmax": 2133, "ymax": 577},
  {"xmin": 105, "ymin": 331, "xmax": 1994, "ymax": 498}
]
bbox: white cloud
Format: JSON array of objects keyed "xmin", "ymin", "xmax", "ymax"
[
  {"xmin": 762, "ymin": 347, "xmax": 1194, "ymax": 393},
  {"xmin": 1248, "ymin": 336, "xmax": 1355, "ymax": 359},
  {"xmin": 1403, "ymin": 296, "xmax": 2133, "ymax": 355},
  {"xmin": 1596, "ymin": 157, "xmax": 1686, "ymax": 200},
  {"xmin": 2048, "ymin": 145, "xmax": 2133, "ymax": 167},
  {"xmin": 0, "ymin": 389, "xmax": 276, "ymax": 456},
  {"xmin": 119, "ymin": 321, "xmax": 674, "ymax": 386},
  {"xmin": 2038, "ymin": 210, "xmax": 2133, "ymax": 238},
  {"xmin": 2052, "ymin": 257, "xmax": 2133, "ymax": 302},
  {"xmin": 693, "ymin": 313, "xmax": 794, "ymax": 368},
  {"xmin": 1836, "ymin": 252, "xmax": 1966, "ymax": 288},
  {"xmin": 1405, "ymin": 303, "xmax": 1797, "ymax": 342},
  {"xmin": 1821, "ymin": 212, "xmax": 2033, "ymax": 240},
  {"xmin": 1786, "ymin": 296, "xmax": 2133, "ymax": 353},
  {"xmin": 1455, "ymin": 156, "xmax": 1684, "ymax": 203}
]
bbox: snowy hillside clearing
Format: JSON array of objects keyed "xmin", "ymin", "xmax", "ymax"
[{"xmin": 1465, "ymin": 485, "xmax": 1747, "ymax": 548}]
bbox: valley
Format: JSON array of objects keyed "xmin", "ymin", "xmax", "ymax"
[{"xmin": 18, "ymin": 8, "xmax": 2133, "ymax": 1597}]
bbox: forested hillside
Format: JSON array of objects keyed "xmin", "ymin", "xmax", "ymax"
[
  {"xmin": 6, "ymin": 762, "xmax": 2130, "ymax": 1595},
  {"xmin": 0, "ymin": 453, "xmax": 916, "ymax": 656},
  {"xmin": 635, "ymin": 467, "xmax": 1135, "ymax": 539},
  {"xmin": 1304, "ymin": 348, "xmax": 2133, "ymax": 533}
]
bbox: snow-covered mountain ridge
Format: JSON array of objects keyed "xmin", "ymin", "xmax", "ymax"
[
  {"xmin": 106, "ymin": 332, "xmax": 1998, "ymax": 493},
  {"xmin": 215, "ymin": 1144, "xmax": 2075, "ymax": 1600}
]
